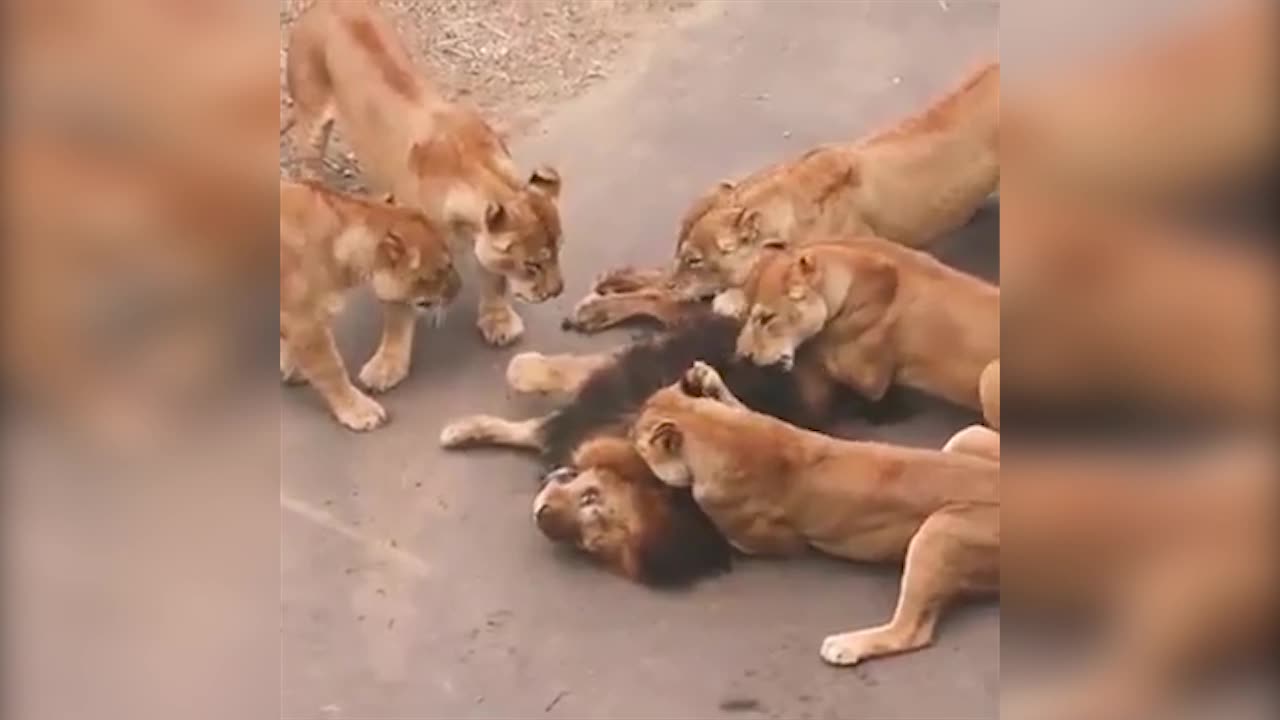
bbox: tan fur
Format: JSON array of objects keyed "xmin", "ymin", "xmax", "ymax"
[
  {"xmin": 669, "ymin": 62, "xmax": 999, "ymax": 299},
  {"xmin": 280, "ymin": 178, "xmax": 459, "ymax": 431},
  {"xmin": 1004, "ymin": 0, "xmax": 1277, "ymax": 205},
  {"xmin": 632, "ymin": 362, "xmax": 998, "ymax": 665},
  {"xmin": 566, "ymin": 62, "xmax": 999, "ymax": 332},
  {"xmin": 285, "ymin": 0, "xmax": 564, "ymax": 346},
  {"xmin": 1001, "ymin": 188, "xmax": 1276, "ymax": 423},
  {"xmin": 739, "ymin": 240, "xmax": 998, "ymax": 409}
]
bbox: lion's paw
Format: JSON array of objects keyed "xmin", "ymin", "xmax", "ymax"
[
  {"xmin": 680, "ymin": 361, "xmax": 726, "ymax": 399},
  {"xmin": 478, "ymin": 305, "xmax": 525, "ymax": 346},
  {"xmin": 819, "ymin": 631, "xmax": 872, "ymax": 667},
  {"xmin": 358, "ymin": 352, "xmax": 410, "ymax": 393},
  {"xmin": 334, "ymin": 393, "xmax": 388, "ymax": 432},
  {"xmin": 711, "ymin": 288, "xmax": 747, "ymax": 319}
]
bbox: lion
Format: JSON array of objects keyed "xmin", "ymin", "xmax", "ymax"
[
  {"xmin": 286, "ymin": 0, "xmax": 564, "ymax": 347},
  {"xmin": 436, "ymin": 308, "xmax": 905, "ymax": 584},
  {"xmin": 736, "ymin": 240, "xmax": 999, "ymax": 424},
  {"xmin": 630, "ymin": 361, "xmax": 998, "ymax": 666},
  {"xmin": 564, "ymin": 60, "xmax": 999, "ymax": 332},
  {"xmin": 280, "ymin": 178, "xmax": 460, "ymax": 431}
]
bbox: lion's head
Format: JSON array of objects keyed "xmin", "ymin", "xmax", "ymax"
[
  {"xmin": 733, "ymin": 248, "xmax": 832, "ymax": 370},
  {"xmin": 531, "ymin": 436, "xmax": 730, "ymax": 586},
  {"xmin": 668, "ymin": 181, "xmax": 781, "ymax": 302},
  {"xmin": 369, "ymin": 206, "xmax": 462, "ymax": 310},
  {"xmin": 472, "ymin": 167, "xmax": 565, "ymax": 303}
]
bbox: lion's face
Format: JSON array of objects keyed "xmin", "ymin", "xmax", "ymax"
[
  {"xmin": 670, "ymin": 205, "xmax": 768, "ymax": 301},
  {"xmin": 371, "ymin": 212, "xmax": 462, "ymax": 309},
  {"xmin": 735, "ymin": 251, "xmax": 829, "ymax": 370},
  {"xmin": 532, "ymin": 437, "xmax": 730, "ymax": 585},
  {"xmin": 474, "ymin": 167, "xmax": 565, "ymax": 303}
]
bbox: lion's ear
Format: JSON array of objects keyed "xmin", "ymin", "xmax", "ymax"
[
  {"xmin": 485, "ymin": 201, "xmax": 508, "ymax": 231},
  {"xmin": 528, "ymin": 166, "xmax": 561, "ymax": 198},
  {"xmin": 379, "ymin": 233, "xmax": 406, "ymax": 265},
  {"xmin": 653, "ymin": 420, "xmax": 682, "ymax": 455},
  {"xmin": 738, "ymin": 209, "xmax": 765, "ymax": 244}
]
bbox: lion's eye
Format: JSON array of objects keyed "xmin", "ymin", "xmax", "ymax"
[
  {"xmin": 757, "ymin": 311, "xmax": 776, "ymax": 325},
  {"xmin": 683, "ymin": 256, "xmax": 703, "ymax": 269},
  {"xmin": 523, "ymin": 260, "xmax": 540, "ymax": 276},
  {"xmin": 579, "ymin": 487, "xmax": 600, "ymax": 507}
]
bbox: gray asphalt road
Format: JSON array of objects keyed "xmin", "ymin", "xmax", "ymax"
[{"xmin": 282, "ymin": 2, "xmax": 999, "ymax": 718}]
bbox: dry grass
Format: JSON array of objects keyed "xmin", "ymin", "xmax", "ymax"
[{"xmin": 280, "ymin": 0, "xmax": 693, "ymax": 183}]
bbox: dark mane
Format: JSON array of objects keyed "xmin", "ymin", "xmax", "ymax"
[
  {"xmin": 539, "ymin": 308, "xmax": 825, "ymax": 466},
  {"xmin": 636, "ymin": 488, "xmax": 733, "ymax": 586}
]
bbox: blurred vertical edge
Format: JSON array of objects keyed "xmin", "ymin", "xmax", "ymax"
[
  {"xmin": 1000, "ymin": 1, "xmax": 1277, "ymax": 719},
  {"xmin": 2, "ymin": 2, "xmax": 281, "ymax": 720}
]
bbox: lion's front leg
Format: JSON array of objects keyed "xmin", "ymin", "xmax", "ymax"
[
  {"xmin": 358, "ymin": 301, "xmax": 417, "ymax": 393},
  {"xmin": 563, "ymin": 288, "xmax": 685, "ymax": 333},
  {"xmin": 285, "ymin": 323, "xmax": 388, "ymax": 432},
  {"xmin": 476, "ymin": 269, "xmax": 525, "ymax": 346}
]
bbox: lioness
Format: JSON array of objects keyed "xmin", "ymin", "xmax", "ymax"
[
  {"xmin": 437, "ymin": 308, "xmax": 896, "ymax": 584},
  {"xmin": 631, "ymin": 362, "xmax": 998, "ymax": 666},
  {"xmin": 566, "ymin": 60, "xmax": 998, "ymax": 331},
  {"xmin": 737, "ymin": 241, "xmax": 999, "ymax": 422},
  {"xmin": 286, "ymin": 0, "xmax": 563, "ymax": 346},
  {"xmin": 280, "ymin": 179, "xmax": 460, "ymax": 431}
]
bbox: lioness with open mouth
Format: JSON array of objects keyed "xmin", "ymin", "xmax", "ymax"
[
  {"xmin": 631, "ymin": 361, "xmax": 999, "ymax": 666},
  {"xmin": 737, "ymin": 239, "xmax": 1000, "ymax": 425},
  {"xmin": 281, "ymin": 179, "xmax": 460, "ymax": 431},
  {"xmin": 286, "ymin": 0, "xmax": 564, "ymax": 347}
]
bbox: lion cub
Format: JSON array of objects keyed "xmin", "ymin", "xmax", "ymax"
[
  {"xmin": 280, "ymin": 179, "xmax": 459, "ymax": 431},
  {"xmin": 737, "ymin": 240, "xmax": 999, "ymax": 420},
  {"xmin": 287, "ymin": 0, "xmax": 563, "ymax": 346},
  {"xmin": 631, "ymin": 362, "xmax": 998, "ymax": 665}
]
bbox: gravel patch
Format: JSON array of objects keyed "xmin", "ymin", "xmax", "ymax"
[{"xmin": 280, "ymin": 0, "xmax": 694, "ymax": 184}]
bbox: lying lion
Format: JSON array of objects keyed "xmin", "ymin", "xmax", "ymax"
[
  {"xmin": 438, "ymin": 308, "xmax": 902, "ymax": 584},
  {"xmin": 280, "ymin": 179, "xmax": 460, "ymax": 431},
  {"xmin": 566, "ymin": 60, "xmax": 999, "ymax": 332},
  {"xmin": 737, "ymin": 240, "xmax": 1000, "ymax": 424},
  {"xmin": 287, "ymin": 0, "xmax": 564, "ymax": 347},
  {"xmin": 631, "ymin": 361, "xmax": 999, "ymax": 666}
]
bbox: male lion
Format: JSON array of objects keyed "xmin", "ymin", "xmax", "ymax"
[
  {"xmin": 286, "ymin": 0, "xmax": 564, "ymax": 347},
  {"xmin": 280, "ymin": 179, "xmax": 460, "ymax": 431},
  {"xmin": 437, "ymin": 309, "xmax": 897, "ymax": 584},
  {"xmin": 737, "ymin": 240, "xmax": 1000, "ymax": 425},
  {"xmin": 566, "ymin": 61, "xmax": 999, "ymax": 332},
  {"xmin": 631, "ymin": 361, "xmax": 998, "ymax": 666}
]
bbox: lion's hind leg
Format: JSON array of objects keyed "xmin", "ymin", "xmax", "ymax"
[
  {"xmin": 820, "ymin": 503, "xmax": 998, "ymax": 666},
  {"xmin": 439, "ymin": 414, "xmax": 546, "ymax": 452}
]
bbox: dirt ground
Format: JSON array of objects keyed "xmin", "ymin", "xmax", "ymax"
[{"xmin": 279, "ymin": 0, "xmax": 694, "ymax": 183}]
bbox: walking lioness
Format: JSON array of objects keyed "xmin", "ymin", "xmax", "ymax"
[
  {"xmin": 280, "ymin": 179, "xmax": 460, "ymax": 431},
  {"xmin": 630, "ymin": 362, "xmax": 999, "ymax": 665},
  {"xmin": 286, "ymin": 0, "xmax": 564, "ymax": 346}
]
